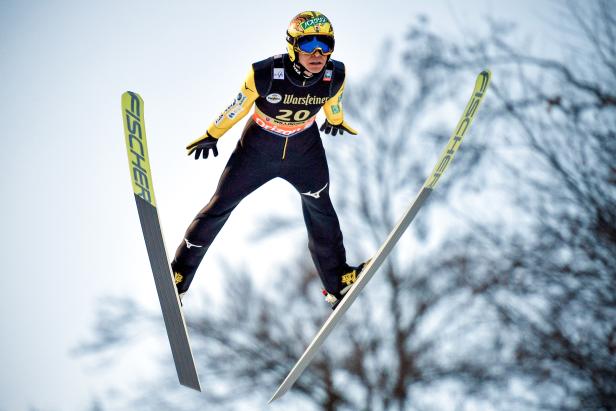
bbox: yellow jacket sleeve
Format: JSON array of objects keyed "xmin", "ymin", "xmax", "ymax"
[
  {"xmin": 204, "ymin": 68, "xmax": 259, "ymax": 139},
  {"xmin": 322, "ymin": 80, "xmax": 345, "ymax": 125},
  {"xmin": 322, "ymin": 80, "xmax": 358, "ymax": 135}
]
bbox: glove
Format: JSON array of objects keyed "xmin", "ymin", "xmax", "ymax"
[
  {"xmin": 186, "ymin": 133, "xmax": 219, "ymax": 159},
  {"xmin": 320, "ymin": 120, "xmax": 358, "ymax": 136}
]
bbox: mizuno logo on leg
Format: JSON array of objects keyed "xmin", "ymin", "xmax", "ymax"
[
  {"xmin": 184, "ymin": 238, "xmax": 203, "ymax": 249},
  {"xmin": 301, "ymin": 183, "xmax": 328, "ymax": 199}
]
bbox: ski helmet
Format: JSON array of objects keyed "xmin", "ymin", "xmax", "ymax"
[{"xmin": 286, "ymin": 11, "xmax": 335, "ymax": 62}]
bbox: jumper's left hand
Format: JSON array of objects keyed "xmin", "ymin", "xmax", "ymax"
[{"xmin": 320, "ymin": 120, "xmax": 358, "ymax": 136}]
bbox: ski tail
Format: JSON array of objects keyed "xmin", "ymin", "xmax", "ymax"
[{"xmin": 268, "ymin": 70, "xmax": 492, "ymax": 403}]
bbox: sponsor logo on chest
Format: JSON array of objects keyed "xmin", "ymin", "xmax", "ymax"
[
  {"xmin": 282, "ymin": 93, "xmax": 329, "ymax": 105},
  {"xmin": 266, "ymin": 93, "xmax": 282, "ymax": 104}
]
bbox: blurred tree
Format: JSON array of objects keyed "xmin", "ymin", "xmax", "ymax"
[
  {"xmin": 411, "ymin": 1, "xmax": 616, "ymax": 409},
  {"xmin": 77, "ymin": 1, "xmax": 615, "ymax": 410}
]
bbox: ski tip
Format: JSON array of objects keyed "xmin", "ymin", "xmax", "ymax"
[
  {"xmin": 478, "ymin": 69, "xmax": 492, "ymax": 84},
  {"xmin": 121, "ymin": 91, "xmax": 144, "ymax": 105}
]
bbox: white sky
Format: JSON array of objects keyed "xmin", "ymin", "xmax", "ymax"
[{"xmin": 0, "ymin": 1, "xmax": 559, "ymax": 410}]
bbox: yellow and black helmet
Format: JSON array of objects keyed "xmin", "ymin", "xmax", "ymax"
[{"xmin": 286, "ymin": 11, "xmax": 335, "ymax": 62}]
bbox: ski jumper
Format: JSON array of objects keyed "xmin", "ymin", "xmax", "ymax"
[{"xmin": 172, "ymin": 53, "xmax": 351, "ymax": 295}]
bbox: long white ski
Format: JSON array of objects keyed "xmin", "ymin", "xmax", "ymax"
[
  {"xmin": 121, "ymin": 91, "xmax": 201, "ymax": 391},
  {"xmin": 269, "ymin": 70, "xmax": 492, "ymax": 403}
]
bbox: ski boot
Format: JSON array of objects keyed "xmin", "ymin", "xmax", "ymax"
[
  {"xmin": 171, "ymin": 259, "xmax": 198, "ymax": 306},
  {"xmin": 323, "ymin": 262, "xmax": 368, "ymax": 310},
  {"xmin": 173, "ymin": 271, "xmax": 187, "ymax": 305}
]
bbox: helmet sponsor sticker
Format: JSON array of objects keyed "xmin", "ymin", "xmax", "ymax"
[
  {"xmin": 266, "ymin": 93, "xmax": 282, "ymax": 104},
  {"xmin": 300, "ymin": 16, "xmax": 329, "ymax": 31}
]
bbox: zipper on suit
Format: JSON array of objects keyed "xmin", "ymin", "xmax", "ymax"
[{"xmin": 282, "ymin": 137, "xmax": 289, "ymax": 160}]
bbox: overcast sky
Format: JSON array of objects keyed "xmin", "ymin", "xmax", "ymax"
[{"xmin": 0, "ymin": 1, "xmax": 559, "ymax": 410}]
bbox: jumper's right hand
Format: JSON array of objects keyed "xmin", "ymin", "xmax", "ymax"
[{"xmin": 186, "ymin": 133, "xmax": 219, "ymax": 159}]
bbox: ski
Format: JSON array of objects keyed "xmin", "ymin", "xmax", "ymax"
[
  {"xmin": 269, "ymin": 70, "xmax": 492, "ymax": 403},
  {"xmin": 121, "ymin": 91, "xmax": 201, "ymax": 391}
]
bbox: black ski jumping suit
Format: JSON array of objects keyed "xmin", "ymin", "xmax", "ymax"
[{"xmin": 172, "ymin": 53, "xmax": 355, "ymax": 296}]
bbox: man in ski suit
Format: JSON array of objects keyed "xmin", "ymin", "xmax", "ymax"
[{"xmin": 172, "ymin": 11, "xmax": 363, "ymax": 308}]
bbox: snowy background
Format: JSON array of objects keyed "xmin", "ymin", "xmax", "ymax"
[{"xmin": 1, "ymin": 1, "xmax": 571, "ymax": 410}]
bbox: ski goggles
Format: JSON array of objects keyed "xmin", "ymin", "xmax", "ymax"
[{"xmin": 296, "ymin": 35, "xmax": 335, "ymax": 55}]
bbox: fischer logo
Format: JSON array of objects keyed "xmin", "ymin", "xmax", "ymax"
[
  {"xmin": 425, "ymin": 71, "xmax": 490, "ymax": 189},
  {"xmin": 124, "ymin": 92, "xmax": 153, "ymax": 205},
  {"xmin": 266, "ymin": 93, "xmax": 282, "ymax": 104}
]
